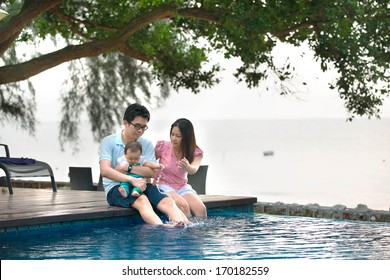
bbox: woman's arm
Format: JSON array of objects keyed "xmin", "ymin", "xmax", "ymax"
[{"xmin": 179, "ymin": 156, "xmax": 202, "ymax": 175}]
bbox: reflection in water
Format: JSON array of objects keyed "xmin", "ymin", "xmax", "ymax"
[{"xmin": 1, "ymin": 214, "xmax": 390, "ymax": 260}]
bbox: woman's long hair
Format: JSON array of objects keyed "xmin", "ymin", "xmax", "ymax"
[{"xmin": 170, "ymin": 118, "xmax": 197, "ymax": 163}]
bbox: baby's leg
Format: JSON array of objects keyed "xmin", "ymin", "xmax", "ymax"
[
  {"xmin": 118, "ymin": 186, "xmax": 128, "ymax": 198},
  {"xmin": 131, "ymin": 187, "xmax": 141, "ymax": 197}
]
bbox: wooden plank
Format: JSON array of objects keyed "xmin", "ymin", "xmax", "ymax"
[{"xmin": 1, "ymin": 207, "xmax": 137, "ymax": 228}]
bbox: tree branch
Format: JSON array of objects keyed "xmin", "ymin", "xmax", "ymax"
[
  {"xmin": 116, "ymin": 43, "xmax": 150, "ymax": 62},
  {"xmin": 51, "ymin": 6, "xmax": 117, "ymax": 39},
  {"xmin": 0, "ymin": 0, "xmax": 64, "ymax": 54},
  {"xmin": 0, "ymin": 4, "xmax": 178, "ymax": 84},
  {"xmin": 272, "ymin": 20, "xmax": 326, "ymax": 39},
  {"xmin": 177, "ymin": 7, "xmax": 222, "ymax": 25},
  {"xmin": 0, "ymin": 3, "xmax": 326, "ymax": 84}
]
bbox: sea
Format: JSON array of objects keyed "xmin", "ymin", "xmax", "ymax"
[{"xmin": 1, "ymin": 118, "xmax": 389, "ymax": 211}]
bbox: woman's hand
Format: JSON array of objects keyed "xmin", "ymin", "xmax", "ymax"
[
  {"xmin": 178, "ymin": 156, "xmax": 201, "ymax": 174},
  {"xmin": 178, "ymin": 157, "xmax": 191, "ymax": 172}
]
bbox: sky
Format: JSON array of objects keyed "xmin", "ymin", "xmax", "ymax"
[{"xmin": 29, "ymin": 42, "xmax": 390, "ymax": 123}]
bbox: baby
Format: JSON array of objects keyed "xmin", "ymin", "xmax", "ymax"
[{"xmin": 117, "ymin": 141, "xmax": 163, "ymax": 198}]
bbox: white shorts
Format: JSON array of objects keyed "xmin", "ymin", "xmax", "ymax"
[{"xmin": 157, "ymin": 184, "xmax": 197, "ymax": 196}]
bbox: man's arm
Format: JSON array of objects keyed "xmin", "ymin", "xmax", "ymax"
[
  {"xmin": 135, "ymin": 137, "xmax": 158, "ymax": 178},
  {"xmin": 113, "ymin": 160, "xmax": 155, "ymax": 177},
  {"xmin": 100, "ymin": 159, "xmax": 147, "ymax": 191},
  {"xmin": 144, "ymin": 161, "xmax": 164, "ymax": 170},
  {"xmin": 131, "ymin": 165, "xmax": 155, "ymax": 178}
]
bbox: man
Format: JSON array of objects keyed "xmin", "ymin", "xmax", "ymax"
[{"xmin": 99, "ymin": 103, "xmax": 188, "ymax": 225}]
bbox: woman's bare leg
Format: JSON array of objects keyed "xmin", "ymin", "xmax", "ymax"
[
  {"xmin": 167, "ymin": 191, "xmax": 191, "ymax": 217},
  {"xmin": 183, "ymin": 193, "xmax": 207, "ymax": 217}
]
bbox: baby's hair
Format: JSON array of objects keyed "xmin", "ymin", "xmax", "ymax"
[{"xmin": 124, "ymin": 141, "xmax": 142, "ymax": 154}]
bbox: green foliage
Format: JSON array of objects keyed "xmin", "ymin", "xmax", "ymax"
[
  {"xmin": 59, "ymin": 53, "xmax": 170, "ymax": 150},
  {"xmin": 0, "ymin": 45, "xmax": 36, "ymax": 133},
  {"xmin": 0, "ymin": 0, "xmax": 388, "ymax": 147},
  {"xmin": 307, "ymin": 0, "xmax": 389, "ymax": 119},
  {"xmin": 0, "ymin": 83, "xmax": 36, "ymax": 133}
]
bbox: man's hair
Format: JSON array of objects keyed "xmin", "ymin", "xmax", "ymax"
[
  {"xmin": 123, "ymin": 103, "xmax": 150, "ymax": 123},
  {"xmin": 124, "ymin": 141, "xmax": 142, "ymax": 154}
]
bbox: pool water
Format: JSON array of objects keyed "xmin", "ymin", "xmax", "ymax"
[{"xmin": 1, "ymin": 214, "xmax": 390, "ymax": 260}]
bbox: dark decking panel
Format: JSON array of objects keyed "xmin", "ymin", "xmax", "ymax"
[{"xmin": 0, "ymin": 188, "xmax": 257, "ymax": 229}]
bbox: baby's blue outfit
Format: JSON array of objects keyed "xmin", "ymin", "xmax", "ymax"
[{"xmin": 120, "ymin": 163, "xmax": 144, "ymax": 196}]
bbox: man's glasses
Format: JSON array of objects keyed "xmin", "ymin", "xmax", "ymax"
[{"xmin": 130, "ymin": 122, "xmax": 148, "ymax": 131}]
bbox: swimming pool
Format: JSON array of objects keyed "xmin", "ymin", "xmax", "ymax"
[{"xmin": 1, "ymin": 213, "xmax": 389, "ymax": 260}]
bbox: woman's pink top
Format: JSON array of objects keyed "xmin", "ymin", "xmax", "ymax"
[{"xmin": 154, "ymin": 140, "xmax": 203, "ymax": 189}]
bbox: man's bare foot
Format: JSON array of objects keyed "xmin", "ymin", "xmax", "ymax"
[
  {"xmin": 118, "ymin": 186, "xmax": 128, "ymax": 198},
  {"xmin": 160, "ymin": 221, "xmax": 188, "ymax": 228},
  {"xmin": 174, "ymin": 220, "xmax": 193, "ymax": 226},
  {"xmin": 174, "ymin": 221, "xmax": 185, "ymax": 227}
]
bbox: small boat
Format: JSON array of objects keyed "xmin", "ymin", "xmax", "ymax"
[{"xmin": 263, "ymin": 151, "xmax": 274, "ymax": 156}]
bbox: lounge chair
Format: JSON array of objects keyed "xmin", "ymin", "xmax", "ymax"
[
  {"xmin": 0, "ymin": 143, "xmax": 57, "ymax": 194},
  {"xmin": 97, "ymin": 174, "xmax": 104, "ymax": 191},
  {"xmin": 68, "ymin": 166, "xmax": 97, "ymax": 191},
  {"xmin": 188, "ymin": 165, "xmax": 208, "ymax": 195}
]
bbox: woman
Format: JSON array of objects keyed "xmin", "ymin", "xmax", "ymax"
[{"xmin": 155, "ymin": 118, "xmax": 207, "ymax": 217}]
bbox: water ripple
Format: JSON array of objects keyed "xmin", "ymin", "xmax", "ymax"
[{"xmin": 1, "ymin": 214, "xmax": 390, "ymax": 259}]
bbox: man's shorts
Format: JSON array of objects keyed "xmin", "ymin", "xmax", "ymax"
[{"xmin": 107, "ymin": 183, "xmax": 168, "ymax": 208}]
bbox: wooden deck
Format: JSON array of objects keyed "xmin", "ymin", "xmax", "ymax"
[{"xmin": 0, "ymin": 188, "xmax": 257, "ymax": 230}]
